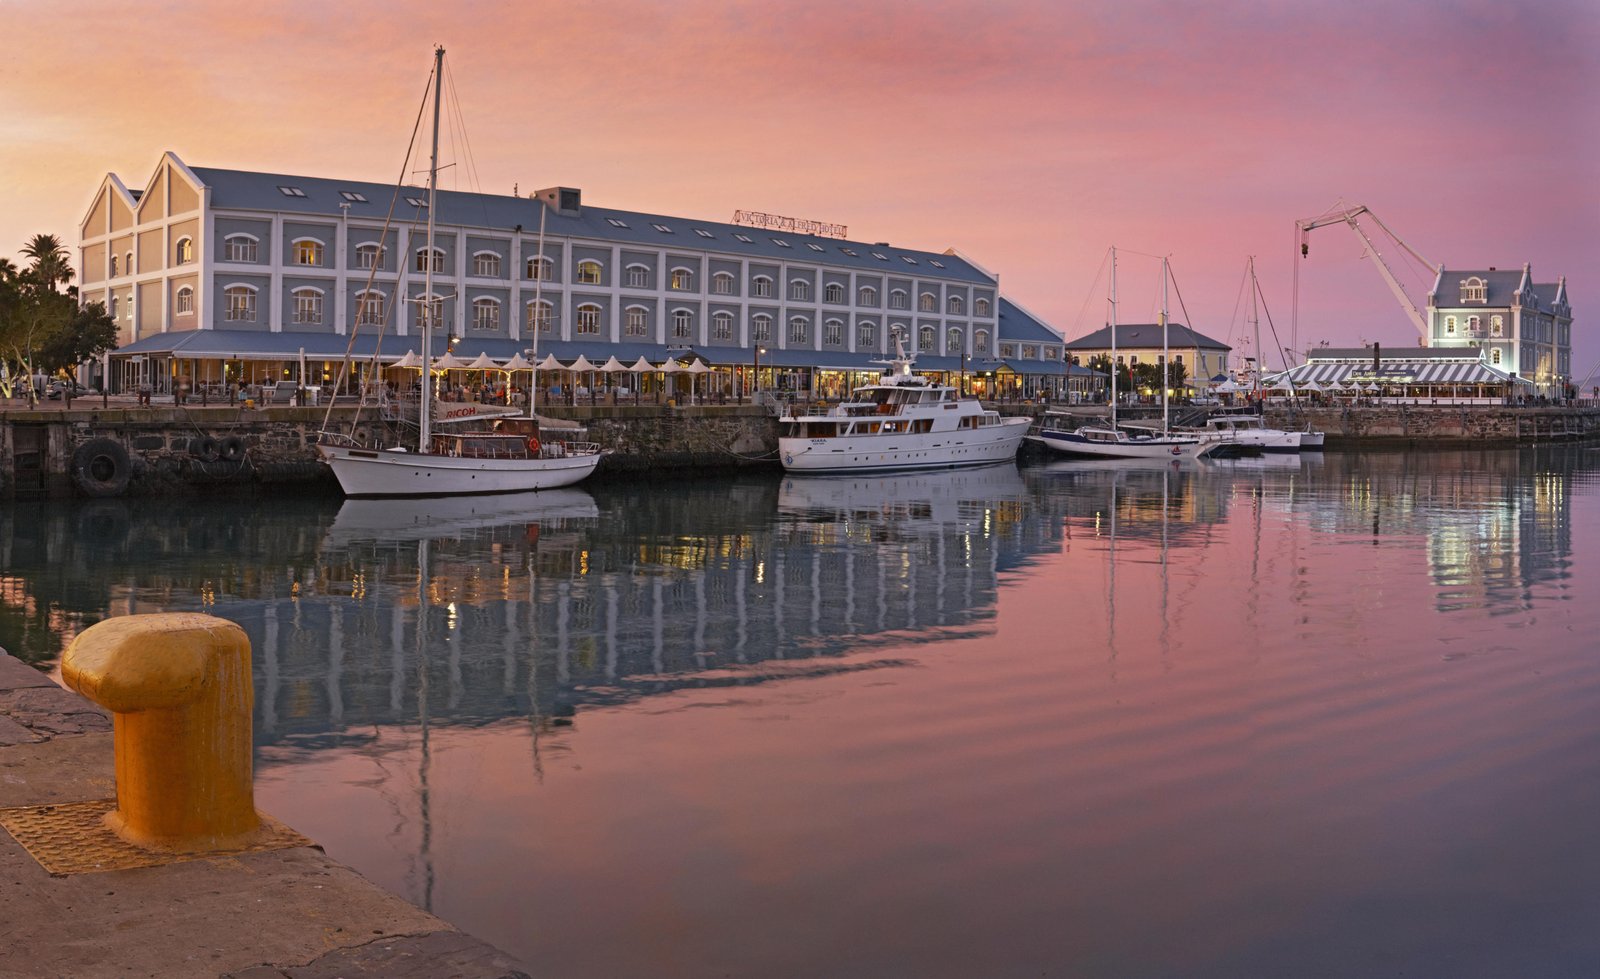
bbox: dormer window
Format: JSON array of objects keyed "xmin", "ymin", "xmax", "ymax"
[{"xmin": 1461, "ymin": 276, "xmax": 1487, "ymax": 303}]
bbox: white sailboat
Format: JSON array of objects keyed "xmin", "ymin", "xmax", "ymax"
[
  {"xmin": 1031, "ymin": 250, "xmax": 1200, "ymax": 460},
  {"xmin": 317, "ymin": 47, "xmax": 604, "ymax": 497}
]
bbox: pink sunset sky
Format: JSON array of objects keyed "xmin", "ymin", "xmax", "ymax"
[{"xmin": 4, "ymin": 0, "xmax": 1597, "ymax": 380}]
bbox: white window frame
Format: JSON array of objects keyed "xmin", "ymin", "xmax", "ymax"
[
  {"xmin": 224, "ymin": 284, "xmax": 258, "ymax": 322},
  {"xmin": 225, "ymin": 234, "xmax": 258, "ymax": 263},
  {"xmin": 918, "ymin": 325, "xmax": 936, "ymax": 350},
  {"xmin": 671, "ymin": 308, "xmax": 694, "ymax": 339},
  {"xmin": 824, "ymin": 318, "xmax": 843, "ymax": 345},
  {"xmin": 947, "ymin": 295, "xmax": 965, "ymax": 315},
  {"xmin": 824, "ymin": 282, "xmax": 845, "ymax": 304},
  {"xmin": 626, "ymin": 264, "xmax": 650, "ymax": 288},
  {"xmin": 752, "ymin": 275, "xmax": 773, "ymax": 298},
  {"xmin": 293, "ymin": 237, "xmax": 325, "ymax": 267},
  {"xmin": 472, "ymin": 250, "xmax": 503, "ymax": 278},
  {"xmin": 415, "ymin": 292, "xmax": 444, "ymax": 330},
  {"xmin": 670, "ymin": 267, "xmax": 695, "ymax": 291},
  {"xmin": 889, "ymin": 289, "xmax": 908, "ymax": 310},
  {"xmin": 356, "ymin": 290, "xmax": 386, "ymax": 326},
  {"xmin": 356, "ymin": 242, "xmax": 386, "ymax": 270},
  {"xmin": 576, "ymin": 260, "xmax": 603, "ymax": 285},
  {"xmin": 292, "ymin": 286, "xmax": 325, "ymax": 325},
  {"xmin": 975, "ymin": 329, "xmax": 991, "ymax": 354},
  {"xmin": 175, "ymin": 286, "xmax": 194, "ymax": 315},
  {"xmin": 975, "ymin": 297, "xmax": 991, "ymax": 317},
  {"xmin": 788, "ymin": 316, "xmax": 808, "ymax": 344},
  {"xmin": 575, "ymin": 302, "xmax": 602, "ymax": 335},
  {"xmin": 857, "ymin": 321, "xmax": 876, "ymax": 347},
  {"xmin": 919, "ymin": 292, "xmax": 936, "ymax": 312},
  {"xmin": 789, "ymin": 278, "xmax": 811, "ymax": 302},
  {"xmin": 712, "ymin": 271, "xmax": 735, "ymax": 295},
  {"xmin": 525, "ymin": 255, "xmax": 554, "ymax": 280},
  {"xmin": 712, "ymin": 310, "xmax": 734, "ymax": 340},
  {"xmin": 471, "ymin": 296, "xmax": 501, "ymax": 331},
  {"xmin": 174, "ymin": 236, "xmax": 194, "ymax": 265},
  {"xmin": 625, "ymin": 305, "xmax": 649, "ymax": 337},
  {"xmin": 946, "ymin": 327, "xmax": 963, "ymax": 354},
  {"xmin": 752, "ymin": 313, "xmax": 772, "ymax": 342},
  {"xmin": 526, "ymin": 299, "xmax": 555, "ymax": 333},
  {"xmin": 415, "ymin": 246, "xmax": 445, "ymax": 274},
  {"xmin": 858, "ymin": 285, "xmax": 878, "ymax": 306}
]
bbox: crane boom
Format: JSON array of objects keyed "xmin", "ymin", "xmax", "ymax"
[{"xmin": 1296, "ymin": 204, "xmax": 1436, "ymax": 339}]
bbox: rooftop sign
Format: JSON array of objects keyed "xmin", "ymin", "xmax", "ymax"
[{"xmin": 732, "ymin": 209, "xmax": 847, "ymax": 240}]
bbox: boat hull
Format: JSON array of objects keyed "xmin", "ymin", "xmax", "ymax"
[
  {"xmin": 318, "ymin": 444, "xmax": 603, "ymax": 497},
  {"xmin": 779, "ymin": 418, "xmax": 1028, "ymax": 473},
  {"xmin": 1029, "ymin": 430, "xmax": 1200, "ymax": 461}
]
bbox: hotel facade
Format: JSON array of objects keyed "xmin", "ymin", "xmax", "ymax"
[{"xmin": 78, "ymin": 152, "xmax": 1070, "ymax": 399}]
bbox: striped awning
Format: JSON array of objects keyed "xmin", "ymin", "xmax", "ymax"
[{"xmin": 1266, "ymin": 359, "xmax": 1530, "ymax": 388}]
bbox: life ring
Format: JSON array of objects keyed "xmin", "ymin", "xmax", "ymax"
[
  {"xmin": 526, "ymin": 436, "xmax": 541, "ymax": 455},
  {"xmin": 190, "ymin": 436, "xmax": 220, "ymax": 462},
  {"xmin": 218, "ymin": 435, "xmax": 246, "ymax": 462},
  {"xmin": 71, "ymin": 438, "xmax": 132, "ymax": 498},
  {"xmin": 1170, "ymin": 445, "xmax": 1182, "ymax": 456}
]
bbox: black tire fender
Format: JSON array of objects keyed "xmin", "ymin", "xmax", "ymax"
[
  {"xmin": 191, "ymin": 436, "xmax": 220, "ymax": 462},
  {"xmin": 218, "ymin": 435, "xmax": 246, "ymax": 463},
  {"xmin": 71, "ymin": 438, "xmax": 132, "ymax": 498}
]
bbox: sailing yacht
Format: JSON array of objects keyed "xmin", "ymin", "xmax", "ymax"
[
  {"xmin": 316, "ymin": 48, "xmax": 604, "ymax": 497},
  {"xmin": 1031, "ymin": 250, "xmax": 1200, "ymax": 460}
]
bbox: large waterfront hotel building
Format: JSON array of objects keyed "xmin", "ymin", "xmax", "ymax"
[{"xmin": 79, "ymin": 152, "xmax": 1071, "ymax": 398}]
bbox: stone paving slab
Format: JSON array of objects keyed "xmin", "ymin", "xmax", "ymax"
[{"xmin": 0, "ymin": 649, "xmax": 533, "ymax": 978}]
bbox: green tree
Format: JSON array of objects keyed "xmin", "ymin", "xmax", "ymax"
[
  {"xmin": 2, "ymin": 234, "xmax": 112, "ymax": 402},
  {"xmin": 20, "ymin": 234, "xmax": 72, "ymax": 290}
]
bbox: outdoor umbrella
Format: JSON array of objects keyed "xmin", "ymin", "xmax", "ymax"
[
  {"xmin": 685, "ymin": 359, "xmax": 711, "ymax": 405},
  {"xmin": 392, "ymin": 351, "xmax": 423, "ymax": 369},
  {"xmin": 501, "ymin": 352, "xmax": 534, "ymax": 406},
  {"xmin": 659, "ymin": 358, "xmax": 684, "ymax": 404},
  {"xmin": 628, "ymin": 355, "xmax": 655, "ymax": 403},
  {"xmin": 600, "ymin": 356, "xmax": 629, "ymax": 400},
  {"xmin": 568, "ymin": 354, "xmax": 598, "ymax": 403}
]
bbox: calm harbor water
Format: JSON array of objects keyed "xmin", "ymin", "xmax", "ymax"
[{"xmin": 5, "ymin": 448, "xmax": 1600, "ymax": 976}]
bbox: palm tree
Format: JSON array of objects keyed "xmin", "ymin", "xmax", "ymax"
[
  {"xmin": 0, "ymin": 257, "xmax": 17, "ymax": 283},
  {"xmin": 20, "ymin": 234, "xmax": 72, "ymax": 291}
]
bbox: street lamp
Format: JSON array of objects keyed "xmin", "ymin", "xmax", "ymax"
[{"xmin": 753, "ymin": 344, "xmax": 766, "ymax": 401}]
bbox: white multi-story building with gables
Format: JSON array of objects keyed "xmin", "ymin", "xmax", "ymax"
[
  {"xmin": 1427, "ymin": 265, "xmax": 1572, "ymax": 397},
  {"xmin": 77, "ymin": 151, "xmax": 1070, "ymax": 399}
]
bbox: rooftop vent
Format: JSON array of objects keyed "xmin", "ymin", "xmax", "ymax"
[{"xmin": 536, "ymin": 186, "xmax": 581, "ymax": 217}]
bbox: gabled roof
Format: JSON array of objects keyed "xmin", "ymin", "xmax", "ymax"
[
  {"xmin": 184, "ymin": 159, "xmax": 996, "ymax": 285},
  {"xmin": 1431, "ymin": 268, "xmax": 1524, "ymax": 307},
  {"xmin": 1064, "ymin": 323, "xmax": 1230, "ymax": 352},
  {"xmin": 997, "ymin": 297, "xmax": 1063, "ymax": 344}
]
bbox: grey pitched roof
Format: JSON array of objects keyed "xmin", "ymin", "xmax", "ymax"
[
  {"xmin": 1064, "ymin": 323, "xmax": 1230, "ymax": 351},
  {"xmin": 997, "ymin": 298, "xmax": 1064, "ymax": 344},
  {"xmin": 188, "ymin": 165, "xmax": 995, "ymax": 285},
  {"xmin": 1309, "ymin": 346, "xmax": 1481, "ymax": 362},
  {"xmin": 1431, "ymin": 268, "xmax": 1524, "ymax": 307}
]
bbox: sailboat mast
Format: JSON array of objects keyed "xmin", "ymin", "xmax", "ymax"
[
  {"xmin": 1249, "ymin": 255, "xmax": 1260, "ymax": 403},
  {"xmin": 420, "ymin": 45, "xmax": 444, "ymax": 448},
  {"xmin": 1160, "ymin": 256, "xmax": 1169, "ymax": 433},
  {"xmin": 1109, "ymin": 246, "xmax": 1118, "ymax": 428},
  {"xmin": 530, "ymin": 201, "xmax": 547, "ymax": 409}
]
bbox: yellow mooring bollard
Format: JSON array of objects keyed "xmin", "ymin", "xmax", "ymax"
[{"xmin": 61, "ymin": 612, "xmax": 261, "ymax": 851}]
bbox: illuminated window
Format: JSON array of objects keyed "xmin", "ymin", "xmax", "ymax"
[
  {"xmin": 1491, "ymin": 315, "xmax": 1504, "ymax": 337},
  {"xmin": 576, "ymin": 260, "xmax": 602, "ymax": 285},
  {"xmin": 525, "ymin": 255, "xmax": 553, "ymax": 280},
  {"xmin": 1445, "ymin": 315, "xmax": 1457, "ymax": 335},
  {"xmin": 1491, "ymin": 347, "xmax": 1502, "ymax": 365},
  {"xmin": 295, "ymin": 239, "xmax": 324, "ymax": 266},
  {"xmin": 174, "ymin": 237, "xmax": 194, "ymax": 265},
  {"xmin": 671, "ymin": 267, "xmax": 694, "ymax": 290}
]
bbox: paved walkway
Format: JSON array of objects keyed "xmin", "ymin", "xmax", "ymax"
[{"xmin": 0, "ymin": 650, "xmax": 529, "ymax": 979}]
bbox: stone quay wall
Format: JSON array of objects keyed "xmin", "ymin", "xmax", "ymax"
[
  {"xmin": 0, "ymin": 403, "xmax": 782, "ymax": 499},
  {"xmin": 1261, "ymin": 404, "xmax": 1600, "ymax": 445}
]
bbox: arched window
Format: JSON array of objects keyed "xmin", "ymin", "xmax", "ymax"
[
  {"xmin": 295, "ymin": 238, "xmax": 325, "ymax": 267},
  {"xmin": 712, "ymin": 310, "xmax": 733, "ymax": 340},
  {"xmin": 414, "ymin": 293, "xmax": 443, "ymax": 330},
  {"xmin": 576, "ymin": 260, "xmax": 602, "ymax": 285},
  {"xmin": 857, "ymin": 320, "xmax": 876, "ymax": 347},
  {"xmin": 889, "ymin": 289, "xmax": 908, "ymax": 310},
  {"xmin": 918, "ymin": 325, "xmax": 936, "ymax": 350},
  {"xmin": 752, "ymin": 313, "xmax": 772, "ymax": 342},
  {"xmin": 225, "ymin": 234, "xmax": 258, "ymax": 263},
  {"xmin": 292, "ymin": 286, "xmax": 324, "ymax": 324},
  {"xmin": 712, "ymin": 271, "xmax": 735, "ymax": 295},
  {"xmin": 575, "ymin": 302, "xmax": 602, "ymax": 334},
  {"xmin": 525, "ymin": 255, "xmax": 553, "ymax": 280},
  {"xmin": 415, "ymin": 247, "xmax": 444, "ymax": 273},
  {"xmin": 788, "ymin": 316, "xmax": 809, "ymax": 344},
  {"xmin": 526, "ymin": 299, "xmax": 554, "ymax": 333},
  {"xmin": 625, "ymin": 305, "xmax": 649, "ymax": 336},
  {"xmin": 789, "ymin": 279, "xmax": 810, "ymax": 302},
  {"xmin": 472, "ymin": 297, "xmax": 501, "ymax": 331},
  {"xmin": 947, "ymin": 295, "xmax": 965, "ymax": 315},
  {"xmin": 946, "ymin": 327, "xmax": 963, "ymax": 354},
  {"xmin": 1461, "ymin": 276, "xmax": 1487, "ymax": 303},
  {"xmin": 174, "ymin": 237, "xmax": 194, "ymax": 265},
  {"xmin": 671, "ymin": 308, "xmax": 694, "ymax": 339},
  {"xmin": 356, "ymin": 290, "xmax": 386, "ymax": 326},
  {"xmin": 175, "ymin": 286, "xmax": 195, "ymax": 315},
  {"xmin": 918, "ymin": 292, "xmax": 936, "ymax": 313},
  {"xmin": 824, "ymin": 318, "xmax": 844, "ymax": 345},
  {"xmin": 626, "ymin": 264, "xmax": 650, "ymax": 288},
  {"xmin": 356, "ymin": 242, "xmax": 386, "ymax": 270},
  {"xmin": 109, "ymin": 254, "xmax": 119, "ymax": 277},
  {"xmin": 975, "ymin": 329, "xmax": 991, "ymax": 354},
  {"xmin": 109, "ymin": 293, "xmax": 119, "ymax": 318},
  {"xmin": 858, "ymin": 285, "xmax": 878, "ymax": 306},
  {"xmin": 752, "ymin": 275, "xmax": 773, "ymax": 298},
  {"xmin": 670, "ymin": 267, "xmax": 695, "ymax": 291},
  {"xmin": 974, "ymin": 297, "xmax": 991, "ymax": 317},
  {"xmin": 124, "ymin": 251, "xmax": 133, "ymax": 273},
  {"xmin": 824, "ymin": 283, "xmax": 845, "ymax": 304},
  {"xmin": 472, "ymin": 251, "xmax": 502, "ymax": 278},
  {"xmin": 224, "ymin": 284, "xmax": 257, "ymax": 322}
]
